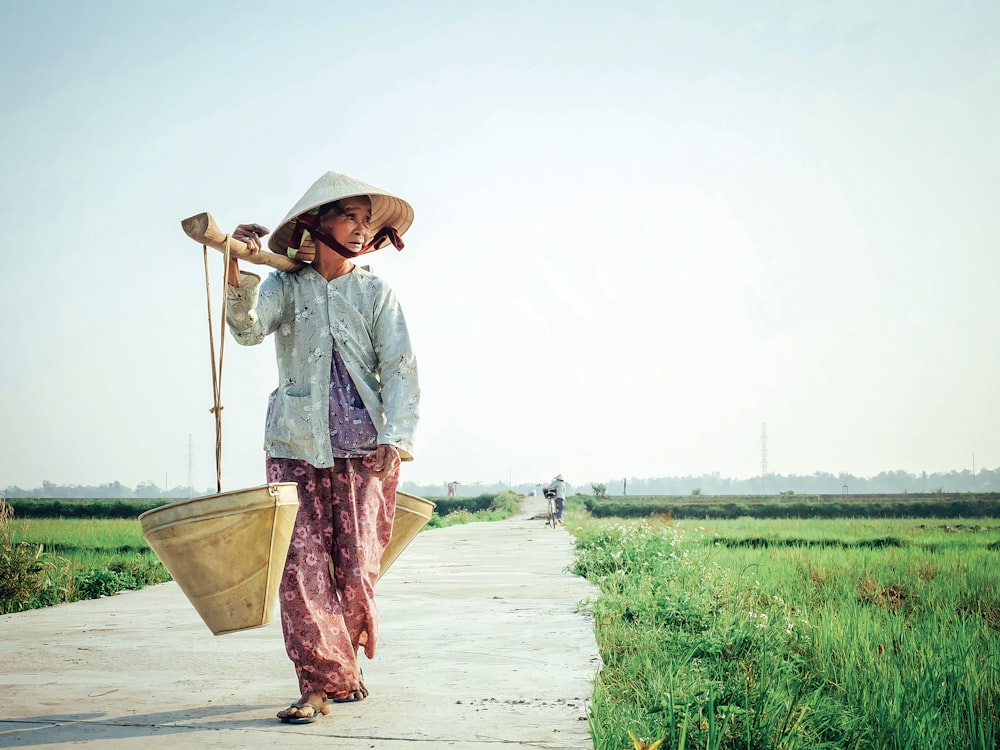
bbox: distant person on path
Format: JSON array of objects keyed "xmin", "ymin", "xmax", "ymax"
[
  {"xmin": 225, "ymin": 171, "xmax": 420, "ymax": 724},
  {"xmin": 447, "ymin": 481, "xmax": 458, "ymax": 497},
  {"xmin": 550, "ymin": 474, "xmax": 567, "ymax": 524}
]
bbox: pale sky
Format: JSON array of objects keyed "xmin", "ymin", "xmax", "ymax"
[{"xmin": 1, "ymin": 0, "xmax": 997, "ymax": 493}]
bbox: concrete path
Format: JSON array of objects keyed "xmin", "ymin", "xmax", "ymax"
[{"xmin": 0, "ymin": 494, "xmax": 601, "ymax": 748}]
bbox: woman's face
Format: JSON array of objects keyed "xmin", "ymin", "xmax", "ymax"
[{"xmin": 319, "ymin": 196, "xmax": 373, "ymax": 253}]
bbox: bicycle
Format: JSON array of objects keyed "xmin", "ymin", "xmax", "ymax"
[{"xmin": 542, "ymin": 487, "xmax": 558, "ymax": 529}]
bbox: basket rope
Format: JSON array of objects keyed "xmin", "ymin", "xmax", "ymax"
[{"xmin": 202, "ymin": 237, "xmax": 232, "ymax": 494}]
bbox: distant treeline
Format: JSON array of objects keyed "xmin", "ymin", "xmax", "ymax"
[
  {"xmin": 6, "ymin": 499, "xmax": 163, "ymax": 519},
  {"xmin": 405, "ymin": 467, "xmax": 1000, "ymax": 498},
  {"xmin": 5, "ymin": 495, "xmax": 497, "ymax": 520},
  {"xmin": 600, "ymin": 468, "xmax": 1000, "ymax": 497},
  {"xmin": 1, "ymin": 481, "xmax": 212, "ymax": 500},
  {"xmin": 584, "ymin": 492, "xmax": 1000, "ymax": 520},
  {"xmin": 5, "ymin": 465, "xmax": 999, "ymax": 501}
]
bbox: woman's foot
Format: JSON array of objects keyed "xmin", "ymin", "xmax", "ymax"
[
  {"xmin": 328, "ymin": 679, "xmax": 369, "ymax": 703},
  {"xmin": 277, "ymin": 692, "xmax": 330, "ymax": 724}
]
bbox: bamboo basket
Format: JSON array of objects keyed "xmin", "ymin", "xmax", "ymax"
[
  {"xmin": 139, "ymin": 483, "xmax": 299, "ymax": 635},
  {"xmin": 381, "ymin": 491, "xmax": 435, "ymax": 577}
]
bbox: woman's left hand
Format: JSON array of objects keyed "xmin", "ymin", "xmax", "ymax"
[{"xmin": 364, "ymin": 444, "xmax": 401, "ymax": 478}]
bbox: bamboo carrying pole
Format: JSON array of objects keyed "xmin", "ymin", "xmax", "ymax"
[{"xmin": 181, "ymin": 212, "xmax": 304, "ymax": 272}]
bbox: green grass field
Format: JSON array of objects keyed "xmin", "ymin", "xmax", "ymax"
[
  {"xmin": 567, "ymin": 511, "xmax": 1000, "ymax": 750},
  {"xmin": 13, "ymin": 517, "xmax": 148, "ymax": 551}
]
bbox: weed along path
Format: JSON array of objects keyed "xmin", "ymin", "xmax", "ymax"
[{"xmin": 0, "ymin": 494, "xmax": 601, "ymax": 749}]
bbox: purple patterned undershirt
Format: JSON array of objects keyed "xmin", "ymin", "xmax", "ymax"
[{"xmin": 329, "ymin": 347, "xmax": 378, "ymax": 457}]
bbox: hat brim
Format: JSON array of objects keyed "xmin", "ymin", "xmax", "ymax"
[{"xmin": 267, "ymin": 172, "xmax": 414, "ymax": 256}]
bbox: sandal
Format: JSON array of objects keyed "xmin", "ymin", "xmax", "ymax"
[
  {"xmin": 328, "ymin": 668, "xmax": 368, "ymax": 703},
  {"xmin": 328, "ymin": 680, "xmax": 368, "ymax": 703},
  {"xmin": 277, "ymin": 699, "xmax": 328, "ymax": 724}
]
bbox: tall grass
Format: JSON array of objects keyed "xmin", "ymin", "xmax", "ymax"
[
  {"xmin": 569, "ymin": 511, "xmax": 1000, "ymax": 750},
  {"xmin": 1, "ymin": 499, "xmax": 67, "ymax": 612}
]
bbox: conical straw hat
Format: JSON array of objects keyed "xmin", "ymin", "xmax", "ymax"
[{"xmin": 268, "ymin": 171, "xmax": 414, "ymax": 256}]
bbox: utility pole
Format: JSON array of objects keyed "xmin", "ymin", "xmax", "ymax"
[
  {"xmin": 187, "ymin": 434, "xmax": 195, "ymax": 497},
  {"xmin": 761, "ymin": 422, "xmax": 768, "ymax": 495}
]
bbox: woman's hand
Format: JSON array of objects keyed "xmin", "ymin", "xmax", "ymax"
[
  {"xmin": 227, "ymin": 223, "xmax": 270, "ymax": 287},
  {"xmin": 364, "ymin": 444, "xmax": 401, "ymax": 478},
  {"xmin": 233, "ymin": 223, "xmax": 270, "ymax": 252}
]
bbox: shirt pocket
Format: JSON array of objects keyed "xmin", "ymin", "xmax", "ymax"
[{"xmin": 265, "ymin": 387, "xmax": 317, "ymax": 454}]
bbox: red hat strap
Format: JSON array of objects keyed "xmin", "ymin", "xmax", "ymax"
[{"xmin": 289, "ymin": 214, "xmax": 404, "ymax": 260}]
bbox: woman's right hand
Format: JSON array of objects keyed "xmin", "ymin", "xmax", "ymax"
[
  {"xmin": 233, "ymin": 223, "xmax": 270, "ymax": 253},
  {"xmin": 227, "ymin": 223, "xmax": 270, "ymax": 287}
]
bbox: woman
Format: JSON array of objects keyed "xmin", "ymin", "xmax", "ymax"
[{"xmin": 225, "ymin": 171, "xmax": 420, "ymax": 724}]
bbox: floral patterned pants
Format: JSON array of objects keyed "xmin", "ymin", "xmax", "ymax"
[{"xmin": 266, "ymin": 457, "xmax": 398, "ymax": 697}]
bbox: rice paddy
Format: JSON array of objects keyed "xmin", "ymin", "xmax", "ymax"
[{"xmin": 567, "ymin": 512, "xmax": 1000, "ymax": 750}]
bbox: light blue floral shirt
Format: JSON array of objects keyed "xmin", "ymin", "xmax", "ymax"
[{"xmin": 226, "ymin": 265, "xmax": 419, "ymax": 465}]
